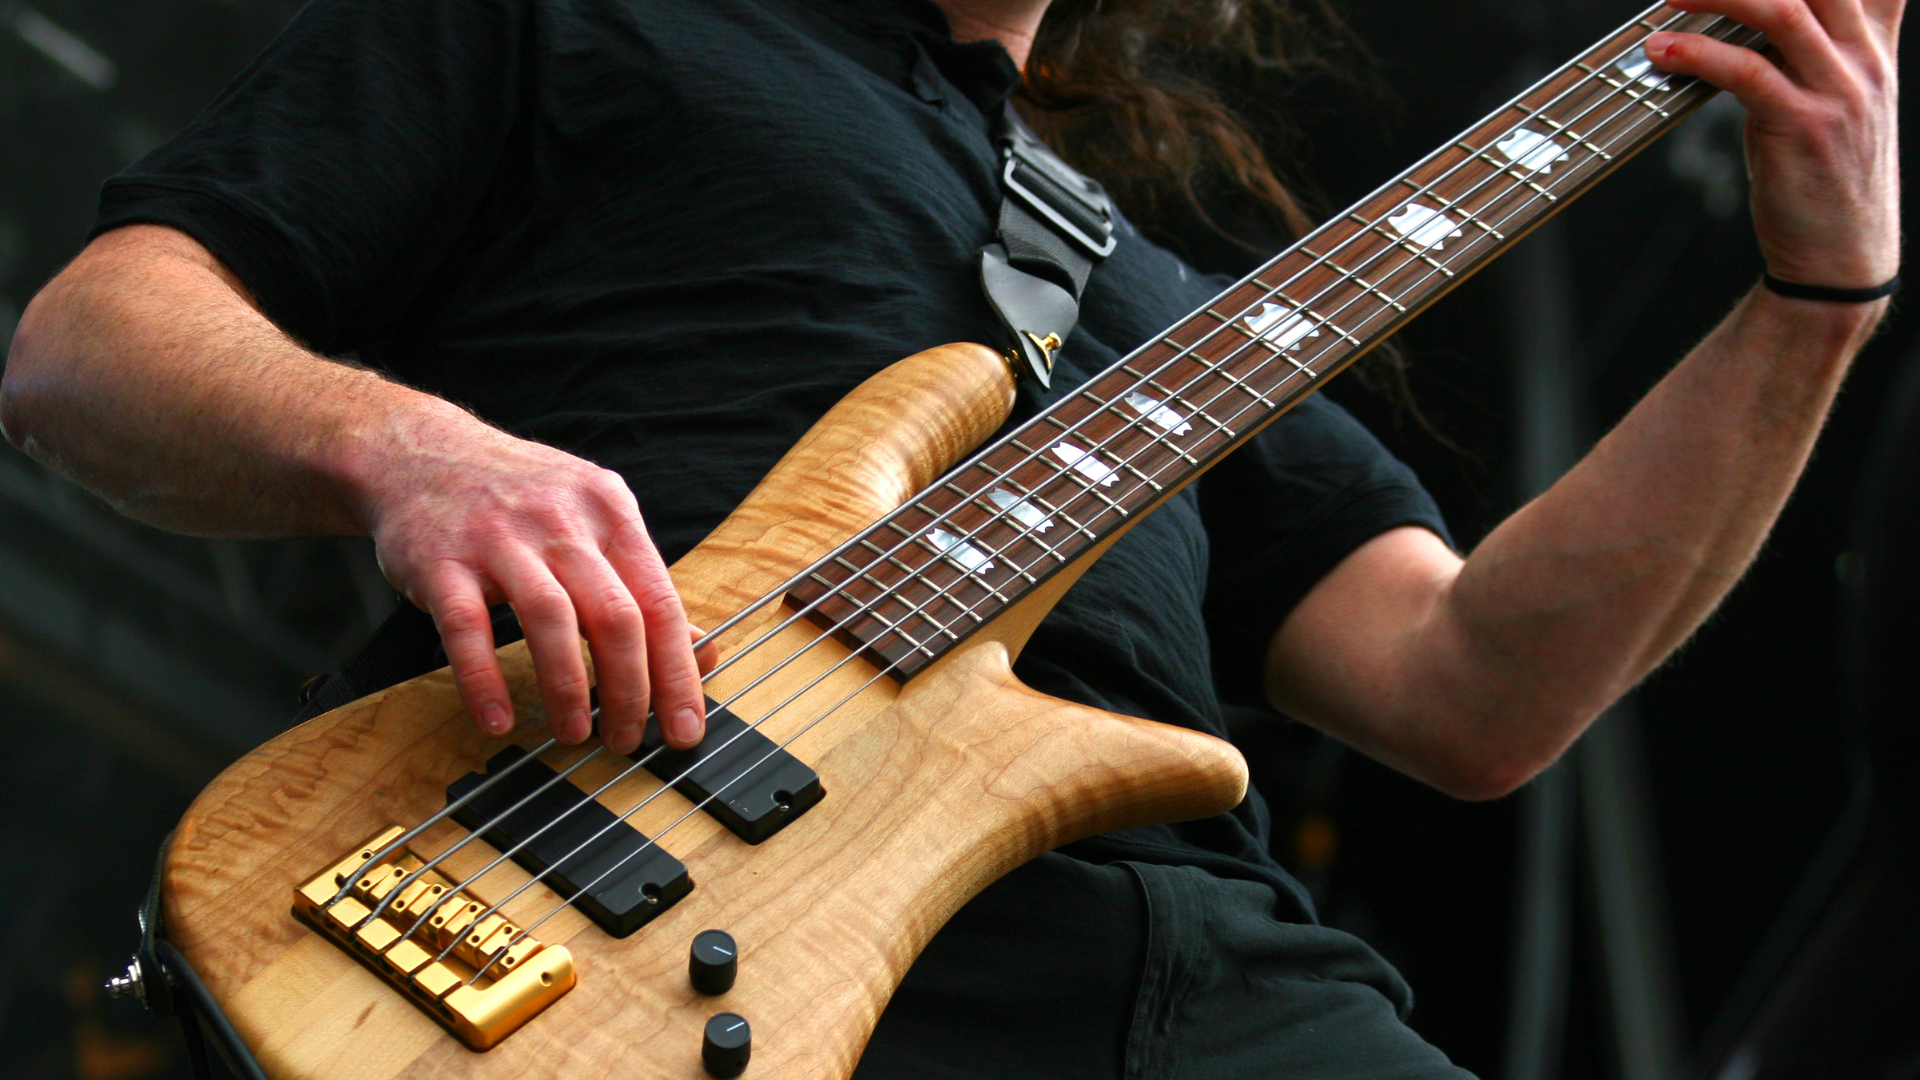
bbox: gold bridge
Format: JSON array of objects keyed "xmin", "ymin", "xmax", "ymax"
[{"xmin": 293, "ymin": 826, "xmax": 575, "ymax": 1050}]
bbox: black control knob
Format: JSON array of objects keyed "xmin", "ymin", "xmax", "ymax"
[
  {"xmin": 702, "ymin": 1012, "xmax": 751, "ymax": 1078},
  {"xmin": 689, "ymin": 929, "xmax": 738, "ymax": 995}
]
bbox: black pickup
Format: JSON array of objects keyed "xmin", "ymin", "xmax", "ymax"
[
  {"xmin": 634, "ymin": 697, "xmax": 824, "ymax": 844},
  {"xmin": 447, "ymin": 746, "xmax": 692, "ymax": 938}
]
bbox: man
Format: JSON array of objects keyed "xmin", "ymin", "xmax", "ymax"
[{"xmin": 0, "ymin": 0, "xmax": 1900, "ymax": 1075}]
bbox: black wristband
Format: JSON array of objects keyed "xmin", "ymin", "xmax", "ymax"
[{"xmin": 1762, "ymin": 272, "xmax": 1901, "ymax": 303}]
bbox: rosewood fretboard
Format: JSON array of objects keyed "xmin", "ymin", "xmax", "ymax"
[{"xmin": 786, "ymin": 3, "xmax": 1760, "ymax": 679}]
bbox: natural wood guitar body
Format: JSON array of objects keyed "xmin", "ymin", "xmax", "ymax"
[{"xmin": 163, "ymin": 342, "xmax": 1251, "ymax": 1080}]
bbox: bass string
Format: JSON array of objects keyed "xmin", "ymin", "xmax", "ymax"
[
  {"xmin": 365, "ymin": 7, "xmax": 1738, "ymax": 961},
  {"xmin": 320, "ymin": 735, "xmax": 559, "ymax": 909},
  {"xmin": 462, "ymin": 28, "xmax": 1745, "ymax": 959},
  {"xmin": 356, "ymin": 739, "xmax": 634, "ymax": 929}
]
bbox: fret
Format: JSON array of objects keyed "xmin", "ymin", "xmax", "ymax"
[
  {"xmin": 1536, "ymin": 116, "xmax": 1611, "ymax": 159},
  {"xmin": 1111, "ymin": 373, "xmax": 1227, "ymax": 444},
  {"xmin": 860, "ymin": 535, "xmax": 921, "ymax": 579},
  {"xmin": 1208, "ymin": 363, "xmax": 1280, "ymax": 409},
  {"xmin": 864, "ymin": 605, "xmax": 941, "ymax": 655},
  {"xmin": 831, "ymin": 554, "xmax": 892, "ymax": 595},
  {"xmin": 1013, "ymin": 525, "xmax": 1069, "ymax": 567},
  {"xmin": 1395, "ymin": 244, "xmax": 1456, "ymax": 277},
  {"xmin": 1115, "ymin": 458, "xmax": 1164, "ymax": 493},
  {"xmin": 1516, "ymin": 177, "xmax": 1557, "ymax": 201},
  {"xmin": 1026, "ymin": 491, "xmax": 1095, "ymax": 543},
  {"xmin": 983, "ymin": 471, "xmax": 1095, "ymax": 542},
  {"xmin": 1317, "ymin": 257, "xmax": 1408, "ymax": 312},
  {"xmin": 1228, "ymin": 320, "xmax": 1281, "ymax": 352},
  {"xmin": 1587, "ymin": 68, "xmax": 1671, "ymax": 116},
  {"xmin": 1054, "ymin": 475, "xmax": 1127, "ymax": 518},
  {"xmin": 1423, "ymin": 182, "xmax": 1510, "ymax": 238}
]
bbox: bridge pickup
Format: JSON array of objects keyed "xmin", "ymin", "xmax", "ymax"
[
  {"xmin": 633, "ymin": 697, "xmax": 824, "ymax": 844},
  {"xmin": 447, "ymin": 747, "xmax": 691, "ymax": 938}
]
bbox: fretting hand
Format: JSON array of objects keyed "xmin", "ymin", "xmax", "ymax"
[{"xmin": 1647, "ymin": 0, "xmax": 1902, "ymax": 290}]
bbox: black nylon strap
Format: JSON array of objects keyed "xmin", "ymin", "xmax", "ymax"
[
  {"xmin": 978, "ymin": 106, "xmax": 1116, "ymax": 388},
  {"xmin": 1763, "ymin": 272, "xmax": 1901, "ymax": 303}
]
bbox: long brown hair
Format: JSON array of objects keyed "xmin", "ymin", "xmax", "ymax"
[
  {"xmin": 1016, "ymin": 0, "xmax": 1373, "ymax": 245},
  {"xmin": 1017, "ymin": 0, "xmax": 1437, "ymax": 417}
]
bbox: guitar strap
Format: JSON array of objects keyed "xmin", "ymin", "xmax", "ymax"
[{"xmin": 979, "ymin": 103, "xmax": 1117, "ymax": 389}]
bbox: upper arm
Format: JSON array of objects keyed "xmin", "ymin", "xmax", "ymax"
[{"xmin": 1261, "ymin": 525, "xmax": 1508, "ymax": 797}]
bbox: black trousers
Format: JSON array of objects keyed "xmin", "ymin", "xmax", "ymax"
[{"xmin": 857, "ymin": 855, "xmax": 1477, "ymax": 1080}]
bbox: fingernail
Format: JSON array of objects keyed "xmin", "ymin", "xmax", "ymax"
[
  {"xmin": 670, "ymin": 706, "xmax": 703, "ymax": 746},
  {"xmin": 607, "ymin": 728, "xmax": 640, "ymax": 756},
  {"xmin": 481, "ymin": 701, "xmax": 513, "ymax": 735}
]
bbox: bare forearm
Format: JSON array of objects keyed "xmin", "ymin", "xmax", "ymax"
[
  {"xmin": 1270, "ymin": 288, "xmax": 1882, "ymax": 798},
  {"xmin": 1439, "ymin": 288, "xmax": 1877, "ymax": 768},
  {"xmin": 3, "ymin": 225, "xmax": 710, "ymax": 751},
  {"xmin": 1, "ymin": 225, "xmax": 481, "ymax": 538}
]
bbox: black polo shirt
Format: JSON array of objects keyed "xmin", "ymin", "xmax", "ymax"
[{"xmin": 94, "ymin": 0, "xmax": 1454, "ymax": 1073}]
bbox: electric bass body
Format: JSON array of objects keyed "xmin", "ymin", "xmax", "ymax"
[{"xmin": 161, "ymin": 342, "xmax": 1252, "ymax": 1080}]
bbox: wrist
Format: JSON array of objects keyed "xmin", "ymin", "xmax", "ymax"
[
  {"xmin": 316, "ymin": 380, "xmax": 500, "ymax": 536},
  {"xmin": 1739, "ymin": 279, "xmax": 1889, "ymax": 365}
]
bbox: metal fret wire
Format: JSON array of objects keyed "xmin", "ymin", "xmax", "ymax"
[
  {"xmin": 361, "ymin": 6, "xmax": 1735, "ymax": 977},
  {"xmin": 448, "ymin": 14, "xmax": 1741, "ymax": 979}
]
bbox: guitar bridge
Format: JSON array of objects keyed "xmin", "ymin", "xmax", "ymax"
[{"xmin": 292, "ymin": 826, "xmax": 575, "ymax": 1050}]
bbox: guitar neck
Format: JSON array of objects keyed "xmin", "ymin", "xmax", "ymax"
[{"xmin": 788, "ymin": 2, "xmax": 1758, "ymax": 678}]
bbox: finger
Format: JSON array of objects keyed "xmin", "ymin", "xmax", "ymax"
[
  {"xmin": 1645, "ymin": 30, "xmax": 1805, "ymax": 115},
  {"xmin": 606, "ymin": 515, "xmax": 706, "ymax": 750},
  {"xmin": 492, "ymin": 551, "xmax": 596, "ymax": 745},
  {"xmin": 1662, "ymin": 0, "xmax": 1852, "ymax": 89},
  {"xmin": 550, "ymin": 545, "xmax": 652, "ymax": 755},
  {"xmin": 1858, "ymin": 0, "xmax": 1902, "ymax": 38},
  {"xmin": 418, "ymin": 563, "xmax": 516, "ymax": 738},
  {"xmin": 1803, "ymin": 0, "xmax": 1883, "ymax": 47},
  {"xmin": 690, "ymin": 624, "xmax": 719, "ymax": 675}
]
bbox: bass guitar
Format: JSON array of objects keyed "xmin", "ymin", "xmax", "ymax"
[{"xmin": 143, "ymin": 5, "xmax": 1759, "ymax": 1077}]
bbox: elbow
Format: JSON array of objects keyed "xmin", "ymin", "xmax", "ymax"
[
  {"xmin": 1432, "ymin": 758, "xmax": 1541, "ymax": 803},
  {"xmin": 0, "ymin": 286, "xmax": 65, "ymax": 459},
  {"xmin": 1418, "ymin": 734, "xmax": 1564, "ymax": 803}
]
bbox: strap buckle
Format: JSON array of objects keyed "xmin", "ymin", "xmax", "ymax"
[{"xmin": 1002, "ymin": 128, "xmax": 1117, "ymax": 259}]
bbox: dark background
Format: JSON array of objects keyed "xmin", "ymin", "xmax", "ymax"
[{"xmin": 0, "ymin": 1, "xmax": 1910, "ymax": 1078}]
